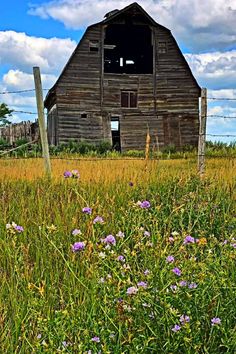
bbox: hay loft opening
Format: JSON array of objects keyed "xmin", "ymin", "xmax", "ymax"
[{"xmin": 104, "ymin": 23, "xmax": 153, "ymax": 74}]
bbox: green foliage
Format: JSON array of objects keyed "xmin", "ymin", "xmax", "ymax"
[
  {"xmin": 0, "ymin": 168, "xmax": 235, "ymax": 352},
  {"xmin": 0, "ymin": 103, "xmax": 13, "ymax": 126}
]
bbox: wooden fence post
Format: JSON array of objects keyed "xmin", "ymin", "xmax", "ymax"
[
  {"xmin": 33, "ymin": 66, "xmax": 51, "ymax": 177},
  {"xmin": 198, "ymin": 88, "xmax": 207, "ymax": 176}
]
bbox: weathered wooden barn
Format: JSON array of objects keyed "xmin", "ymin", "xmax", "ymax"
[{"xmin": 45, "ymin": 2, "xmax": 201, "ymax": 151}]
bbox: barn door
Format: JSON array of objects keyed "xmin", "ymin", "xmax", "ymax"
[{"xmin": 110, "ymin": 116, "xmax": 121, "ymax": 151}]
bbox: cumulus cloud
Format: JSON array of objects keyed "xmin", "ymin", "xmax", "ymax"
[
  {"xmin": 0, "ymin": 31, "xmax": 76, "ymax": 74},
  {"xmin": 28, "ymin": 0, "xmax": 236, "ymax": 52},
  {"xmin": 3, "ymin": 70, "xmax": 57, "ymax": 90},
  {"xmin": 185, "ymin": 50, "xmax": 236, "ymax": 89}
]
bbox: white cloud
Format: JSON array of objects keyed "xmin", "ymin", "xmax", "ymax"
[
  {"xmin": 0, "ymin": 31, "xmax": 76, "ymax": 74},
  {"xmin": 28, "ymin": 0, "xmax": 236, "ymax": 52},
  {"xmin": 3, "ymin": 70, "xmax": 57, "ymax": 90},
  {"xmin": 185, "ymin": 51, "xmax": 236, "ymax": 89}
]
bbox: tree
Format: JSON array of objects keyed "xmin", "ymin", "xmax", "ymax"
[{"xmin": 0, "ymin": 103, "xmax": 13, "ymax": 126}]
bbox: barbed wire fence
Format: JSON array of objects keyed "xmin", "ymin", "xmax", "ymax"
[{"xmin": 1, "ymin": 84, "xmax": 236, "ymax": 172}]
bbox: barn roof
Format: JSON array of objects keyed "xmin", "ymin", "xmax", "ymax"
[{"xmin": 45, "ymin": 2, "xmax": 200, "ymax": 108}]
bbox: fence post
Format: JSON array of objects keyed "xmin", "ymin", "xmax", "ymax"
[
  {"xmin": 198, "ymin": 88, "xmax": 207, "ymax": 176},
  {"xmin": 33, "ymin": 66, "xmax": 51, "ymax": 177}
]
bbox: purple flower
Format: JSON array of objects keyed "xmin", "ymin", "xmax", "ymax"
[
  {"xmin": 144, "ymin": 231, "xmax": 150, "ymax": 237},
  {"xmin": 102, "ymin": 235, "xmax": 116, "ymax": 246},
  {"xmin": 91, "ymin": 336, "xmax": 100, "ymax": 343},
  {"xmin": 71, "ymin": 241, "xmax": 86, "ymax": 252},
  {"xmin": 15, "ymin": 225, "xmax": 24, "ymax": 233},
  {"xmin": 82, "ymin": 207, "xmax": 92, "ymax": 215},
  {"xmin": 140, "ymin": 200, "xmax": 151, "ymax": 209},
  {"xmin": 127, "ymin": 286, "xmax": 138, "ymax": 295},
  {"xmin": 183, "ymin": 235, "xmax": 196, "ymax": 244},
  {"xmin": 170, "ymin": 284, "xmax": 178, "ymax": 291},
  {"xmin": 93, "ymin": 216, "xmax": 104, "ymax": 224},
  {"xmin": 137, "ymin": 281, "xmax": 148, "ymax": 288},
  {"xmin": 144, "ymin": 269, "xmax": 150, "ymax": 275},
  {"xmin": 171, "ymin": 324, "xmax": 181, "ymax": 332},
  {"xmin": 71, "ymin": 169, "xmax": 80, "ymax": 178},
  {"xmin": 63, "ymin": 170, "xmax": 72, "ymax": 178},
  {"xmin": 169, "ymin": 237, "xmax": 175, "ymax": 243},
  {"xmin": 117, "ymin": 255, "xmax": 125, "ymax": 262},
  {"xmin": 172, "ymin": 267, "xmax": 182, "ymax": 276},
  {"xmin": 231, "ymin": 243, "xmax": 236, "ymax": 248},
  {"xmin": 211, "ymin": 317, "xmax": 221, "ymax": 326},
  {"xmin": 180, "ymin": 315, "xmax": 190, "ymax": 324},
  {"xmin": 116, "ymin": 231, "xmax": 125, "ymax": 238},
  {"xmin": 179, "ymin": 280, "xmax": 188, "ymax": 287},
  {"xmin": 188, "ymin": 282, "xmax": 198, "ymax": 289},
  {"xmin": 72, "ymin": 229, "xmax": 82, "ymax": 236},
  {"xmin": 166, "ymin": 255, "xmax": 175, "ymax": 263},
  {"xmin": 129, "ymin": 181, "xmax": 134, "ymax": 187}
]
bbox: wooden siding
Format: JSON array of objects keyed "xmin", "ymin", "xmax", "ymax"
[{"xmin": 46, "ymin": 5, "xmax": 200, "ymax": 151}]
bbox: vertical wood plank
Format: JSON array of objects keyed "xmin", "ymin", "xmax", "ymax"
[{"xmin": 198, "ymin": 88, "xmax": 207, "ymax": 176}]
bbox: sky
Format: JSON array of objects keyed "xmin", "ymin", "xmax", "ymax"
[{"xmin": 0, "ymin": 0, "xmax": 236, "ymax": 143}]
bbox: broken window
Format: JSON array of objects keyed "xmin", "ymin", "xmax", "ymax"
[
  {"xmin": 89, "ymin": 40, "xmax": 99, "ymax": 52},
  {"xmin": 158, "ymin": 42, "xmax": 167, "ymax": 54},
  {"xmin": 121, "ymin": 91, "xmax": 137, "ymax": 108},
  {"xmin": 104, "ymin": 23, "xmax": 153, "ymax": 74}
]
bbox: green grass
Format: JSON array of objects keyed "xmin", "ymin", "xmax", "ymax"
[{"xmin": 0, "ymin": 160, "xmax": 235, "ymax": 353}]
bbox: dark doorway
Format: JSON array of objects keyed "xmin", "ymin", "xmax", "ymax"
[{"xmin": 111, "ymin": 117, "xmax": 121, "ymax": 151}]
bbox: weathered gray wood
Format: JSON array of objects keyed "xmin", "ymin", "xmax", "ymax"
[
  {"xmin": 33, "ymin": 66, "xmax": 51, "ymax": 176},
  {"xmin": 198, "ymin": 88, "xmax": 207, "ymax": 176}
]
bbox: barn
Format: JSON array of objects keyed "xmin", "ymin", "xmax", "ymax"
[{"xmin": 45, "ymin": 2, "xmax": 201, "ymax": 151}]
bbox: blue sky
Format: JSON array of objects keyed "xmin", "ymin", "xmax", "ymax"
[{"xmin": 0, "ymin": 0, "xmax": 236, "ymax": 143}]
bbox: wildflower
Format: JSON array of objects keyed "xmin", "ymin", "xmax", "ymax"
[
  {"xmin": 129, "ymin": 181, "xmax": 134, "ymax": 186},
  {"xmin": 170, "ymin": 284, "xmax": 178, "ymax": 291},
  {"xmin": 144, "ymin": 269, "xmax": 150, "ymax": 275},
  {"xmin": 117, "ymin": 255, "xmax": 125, "ymax": 262},
  {"xmin": 171, "ymin": 231, "xmax": 179, "ymax": 236},
  {"xmin": 99, "ymin": 277, "xmax": 105, "ymax": 283},
  {"xmin": 116, "ymin": 231, "xmax": 125, "ymax": 238},
  {"xmin": 179, "ymin": 280, "xmax": 187, "ymax": 287},
  {"xmin": 180, "ymin": 315, "xmax": 190, "ymax": 325},
  {"xmin": 63, "ymin": 170, "xmax": 72, "ymax": 178},
  {"xmin": 127, "ymin": 286, "xmax": 138, "ymax": 295},
  {"xmin": 91, "ymin": 336, "xmax": 100, "ymax": 343},
  {"xmin": 37, "ymin": 334, "xmax": 42, "ymax": 339},
  {"xmin": 223, "ymin": 240, "xmax": 228, "ymax": 245},
  {"xmin": 231, "ymin": 243, "xmax": 236, "ymax": 248},
  {"xmin": 82, "ymin": 207, "xmax": 92, "ymax": 215},
  {"xmin": 62, "ymin": 341, "xmax": 69, "ymax": 347},
  {"xmin": 198, "ymin": 237, "xmax": 207, "ymax": 246},
  {"xmin": 211, "ymin": 317, "xmax": 221, "ymax": 326},
  {"xmin": 171, "ymin": 324, "xmax": 181, "ymax": 332},
  {"xmin": 72, "ymin": 229, "xmax": 82, "ymax": 236},
  {"xmin": 183, "ymin": 235, "xmax": 196, "ymax": 244},
  {"xmin": 169, "ymin": 237, "xmax": 175, "ymax": 243},
  {"xmin": 166, "ymin": 255, "xmax": 175, "ymax": 263},
  {"xmin": 144, "ymin": 230, "xmax": 150, "ymax": 237},
  {"xmin": 98, "ymin": 252, "xmax": 106, "ymax": 258},
  {"xmin": 15, "ymin": 225, "xmax": 24, "ymax": 233},
  {"xmin": 71, "ymin": 169, "xmax": 79, "ymax": 178},
  {"xmin": 137, "ymin": 281, "xmax": 148, "ymax": 288},
  {"xmin": 188, "ymin": 282, "xmax": 198, "ymax": 289},
  {"xmin": 102, "ymin": 235, "xmax": 116, "ymax": 246},
  {"xmin": 172, "ymin": 267, "xmax": 182, "ymax": 276},
  {"xmin": 71, "ymin": 241, "xmax": 86, "ymax": 252},
  {"xmin": 93, "ymin": 216, "xmax": 104, "ymax": 224},
  {"xmin": 139, "ymin": 200, "xmax": 151, "ymax": 209}
]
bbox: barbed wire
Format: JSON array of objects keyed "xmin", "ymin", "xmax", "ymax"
[
  {"xmin": 0, "ymin": 88, "xmax": 49, "ymax": 95},
  {"xmin": 208, "ymin": 97, "xmax": 236, "ymax": 101},
  {"xmin": 208, "ymin": 115, "xmax": 236, "ymax": 119},
  {"xmin": 12, "ymin": 110, "xmax": 38, "ymax": 115}
]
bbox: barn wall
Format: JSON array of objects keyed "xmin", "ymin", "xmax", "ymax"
[
  {"xmin": 55, "ymin": 26, "xmax": 105, "ymax": 144},
  {"xmin": 154, "ymin": 26, "xmax": 200, "ymax": 148}
]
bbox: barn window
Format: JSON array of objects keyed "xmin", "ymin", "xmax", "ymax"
[
  {"xmin": 89, "ymin": 40, "xmax": 99, "ymax": 52},
  {"xmin": 104, "ymin": 23, "xmax": 153, "ymax": 74},
  {"xmin": 158, "ymin": 42, "xmax": 167, "ymax": 53},
  {"xmin": 121, "ymin": 91, "xmax": 137, "ymax": 108},
  {"xmin": 81, "ymin": 113, "xmax": 87, "ymax": 118}
]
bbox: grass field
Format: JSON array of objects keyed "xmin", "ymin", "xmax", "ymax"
[{"xmin": 0, "ymin": 157, "xmax": 235, "ymax": 353}]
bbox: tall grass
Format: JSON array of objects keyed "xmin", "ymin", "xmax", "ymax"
[{"xmin": 0, "ymin": 158, "xmax": 235, "ymax": 353}]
